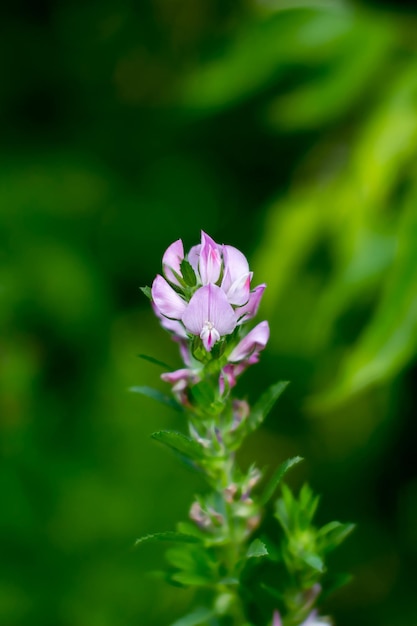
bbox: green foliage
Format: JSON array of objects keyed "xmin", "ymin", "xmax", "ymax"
[
  {"xmin": 135, "ymin": 532, "xmax": 203, "ymax": 547},
  {"xmin": 151, "ymin": 431, "xmax": 205, "ymax": 462},
  {"xmin": 130, "ymin": 386, "xmax": 183, "ymax": 411},
  {"xmin": 246, "ymin": 381, "xmax": 290, "ymax": 432},
  {"xmin": 261, "ymin": 457, "xmax": 304, "ymax": 506}
]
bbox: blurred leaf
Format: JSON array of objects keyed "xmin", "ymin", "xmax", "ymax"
[
  {"xmin": 129, "ymin": 386, "xmax": 182, "ymax": 411},
  {"xmin": 135, "ymin": 531, "xmax": 202, "ymax": 547},
  {"xmin": 267, "ymin": 13, "xmax": 393, "ymax": 129},
  {"xmin": 247, "ymin": 538, "xmax": 269, "ymax": 558},
  {"xmin": 137, "ymin": 354, "xmax": 174, "ymax": 370},
  {"xmin": 170, "ymin": 607, "xmax": 216, "ymax": 626},
  {"xmin": 310, "ymin": 192, "xmax": 417, "ymax": 408},
  {"xmin": 181, "ymin": 7, "xmax": 352, "ymax": 112},
  {"xmin": 151, "ymin": 430, "xmax": 205, "ymax": 461},
  {"xmin": 261, "ymin": 456, "xmax": 304, "ymax": 505},
  {"xmin": 247, "ymin": 381, "xmax": 289, "ymax": 432},
  {"xmin": 302, "ymin": 553, "xmax": 325, "ymax": 573},
  {"xmin": 317, "ymin": 521, "xmax": 355, "ymax": 552}
]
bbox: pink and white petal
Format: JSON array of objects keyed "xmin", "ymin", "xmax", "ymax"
[
  {"xmin": 225, "ymin": 271, "xmax": 252, "ymax": 306},
  {"xmin": 206, "ymin": 284, "xmax": 237, "ymax": 335},
  {"xmin": 182, "ymin": 284, "xmax": 236, "ymax": 337},
  {"xmin": 151, "ymin": 275, "xmax": 187, "ymax": 320},
  {"xmin": 162, "ymin": 239, "xmax": 184, "ymax": 286},
  {"xmin": 221, "ymin": 245, "xmax": 250, "ymax": 292},
  {"xmin": 235, "ymin": 284, "xmax": 266, "ymax": 324},
  {"xmin": 199, "ymin": 231, "xmax": 222, "ymax": 285},
  {"xmin": 161, "ymin": 368, "xmax": 192, "ymax": 384},
  {"xmin": 181, "ymin": 286, "xmax": 208, "ymax": 335},
  {"xmin": 187, "ymin": 244, "xmax": 201, "ymax": 275},
  {"xmin": 228, "ymin": 321, "xmax": 270, "ymax": 362}
]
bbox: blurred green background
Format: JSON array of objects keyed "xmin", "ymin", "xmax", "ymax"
[{"xmin": 2, "ymin": 0, "xmax": 417, "ymax": 624}]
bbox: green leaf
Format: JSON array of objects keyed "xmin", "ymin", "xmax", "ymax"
[
  {"xmin": 140, "ymin": 286, "xmax": 152, "ymax": 300},
  {"xmin": 302, "ymin": 552, "xmax": 325, "ymax": 573},
  {"xmin": 180, "ymin": 259, "xmax": 197, "ymax": 287},
  {"xmin": 137, "ymin": 353, "xmax": 173, "ymax": 370},
  {"xmin": 247, "ymin": 381, "xmax": 289, "ymax": 432},
  {"xmin": 246, "ymin": 538, "xmax": 268, "ymax": 559},
  {"xmin": 317, "ymin": 521, "xmax": 355, "ymax": 552},
  {"xmin": 261, "ymin": 456, "xmax": 304, "ymax": 505},
  {"xmin": 129, "ymin": 386, "xmax": 182, "ymax": 412},
  {"xmin": 151, "ymin": 430, "xmax": 205, "ymax": 461},
  {"xmin": 170, "ymin": 607, "xmax": 216, "ymax": 626},
  {"xmin": 135, "ymin": 531, "xmax": 202, "ymax": 547}
]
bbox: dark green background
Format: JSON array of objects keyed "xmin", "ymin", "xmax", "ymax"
[{"xmin": 1, "ymin": 1, "xmax": 417, "ymax": 624}]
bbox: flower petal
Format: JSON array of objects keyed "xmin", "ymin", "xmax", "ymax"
[
  {"xmin": 199, "ymin": 231, "xmax": 222, "ymax": 285},
  {"xmin": 162, "ymin": 239, "xmax": 184, "ymax": 286},
  {"xmin": 221, "ymin": 245, "xmax": 250, "ymax": 292},
  {"xmin": 228, "ymin": 321, "xmax": 270, "ymax": 362},
  {"xmin": 182, "ymin": 284, "xmax": 237, "ymax": 337},
  {"xmin": 152, "ymin": 274, "xmax": 187, "ymax": 320},
  {"xmin": 235, "ymin": 284, "xmax": 266, "ymax": 324}
]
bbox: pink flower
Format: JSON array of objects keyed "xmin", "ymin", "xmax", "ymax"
[
  {"xmin": 221, "ymin": 244, "xmax": 252, "ymax": 306},
  {"xmin": 162, "ymin": 239, "xmax": 184, "ymax": 286},
  {"xmin": 228, "ymin": 321, "xmax": 270, "ymax": 363},
  {"xmin": 151, "ymin": 274, "xmax": 187, "ymax": 320},
  {"xmin": 182, "ymin": 284, "xmax": 237, "ymax": 351},
  {"xmin": 235, "ymin": 284, "xmax": 266, "ymax": 324}
]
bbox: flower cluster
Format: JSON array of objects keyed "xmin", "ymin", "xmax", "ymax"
[{"xmin": 151, "ymin": 231, "xmax": 269, "ymax": 402}]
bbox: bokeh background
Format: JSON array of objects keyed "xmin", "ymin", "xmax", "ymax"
[{"xmin": 2, "ymin": 0, "xmax": 417, "ymax": 624}]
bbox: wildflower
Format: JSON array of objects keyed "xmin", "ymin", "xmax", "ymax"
[{"xmin": 182, "ymin": 284, "xmax": 236, "ymax": 351}]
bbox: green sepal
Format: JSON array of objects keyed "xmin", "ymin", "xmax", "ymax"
[
  {"xmin": 246, "ymin": 538, "xmax": 269, "ymax": 559},
  {"xmin": 129, "ymin": 386, "xmax": 183, "ymax": 412},
  {"xmin": 140, "ymin": 286, "xmax": 152, "ymax": 300},
  {"xmin": 170, "ymin": 607, "xmax": 216, "ymax": 626},
  {"xmin": 247, "ymin": 381, "xmax": 289, "ymax": 432},
  {"xmin": 180, "ymin": 259, "xmax": 197, "ymax": 287},
  {"xmin": 151, "ymin": 430, "xmax": 205, "ymax": 461},
  {"xmin": 134, "ymin": 531, "xmax": 202, "ymax": 547},
  {"xmin": 260, "ymin": 456, "xmax": 304, "ymax": 505},
  {"xmin": 137, "ymin": 353, "xmax": 173, "ymax": 370}
]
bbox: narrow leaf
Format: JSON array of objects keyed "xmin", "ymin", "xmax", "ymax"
[
  {"xmin": 180, "ymin": 259, "xmax": 197, "ymax": 287},
  {"xmin": 317, "ymin": 522, "xmax": 355, "ymax": 552},
  {"xmin": 261, "ymin": 456, "xmax": 304, "ymax": 505},
  {"xmin": 140, "ymin": 286, "xmax": 152, "ymax": 300},
  {"xmin": 247, "ymin": 381, "xmax": 290, "ymax": 432},
  {"xmin": 135, "ymin": 531, "xmax": 202, "ymax": 547},
  {"xmin": 129, "ymin": 386, "xmax": 182, "ymax": 411},
  {"xmin": 151, "ymin": 430, "xmax": 205, "ymax": 461},
  {"xmin": 137, "ymin": 353, "xmax": 173, "ymax": 370},
  {"xmin": 247, "ymin": 538, "xmax": 268, "ymax": 559},
  {"xmin": 170, "ymin": 607, "xmax": 215, "ymax": 626}
]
